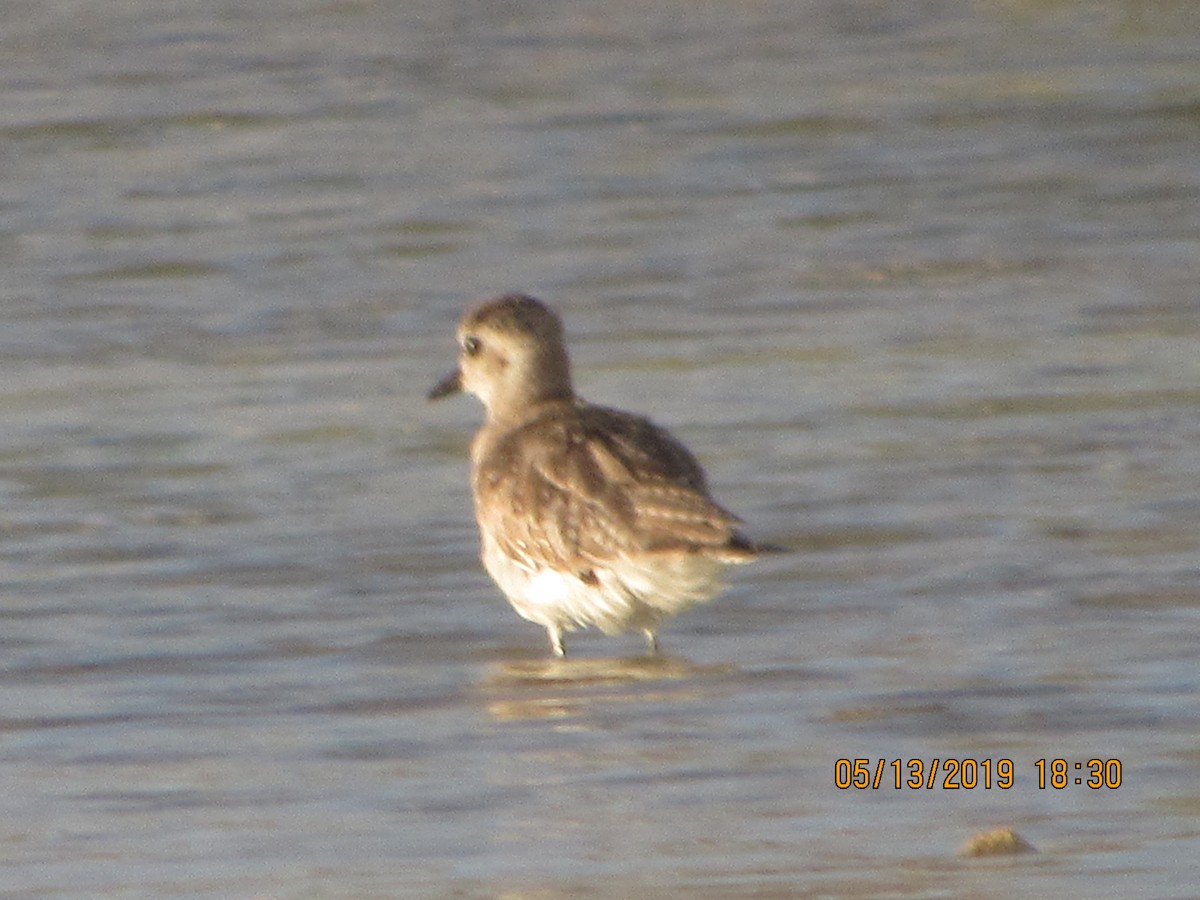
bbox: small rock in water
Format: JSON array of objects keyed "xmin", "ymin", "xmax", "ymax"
[{"xmin": 960, "ymin": 826, "xmax": 1036, "ymax": 857}]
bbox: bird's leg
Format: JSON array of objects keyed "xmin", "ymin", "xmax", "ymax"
[
  {"xmin": 643, "ymin": 629, "xmax": 660, "ymax": 655},
  {"xmin": 548, "ymin": 627, "xmax": 565, "ymax": 658}
]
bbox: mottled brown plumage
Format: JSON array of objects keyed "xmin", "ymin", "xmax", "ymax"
[{"xmin": 430, "ymin": 294, "xmax": 759, "ymax": 656}]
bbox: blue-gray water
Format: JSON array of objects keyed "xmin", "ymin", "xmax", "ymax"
[{"xmin": 2, "ymin": 1, "xmax": 1199, "ymax": 896}]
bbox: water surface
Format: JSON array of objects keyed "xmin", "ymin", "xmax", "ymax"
[{"xmin": 2, "ymin": 0, "xmax": 1199, "ymax": 896}]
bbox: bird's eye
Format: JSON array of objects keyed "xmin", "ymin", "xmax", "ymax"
[{"xmin": 462, "ymin": 335, "xmax": 481, "ymax": 356}]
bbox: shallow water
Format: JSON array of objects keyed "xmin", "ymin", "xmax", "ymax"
[{"xmin": 2, "ymin": 0, "xmax": 1199, "ymax": 896}]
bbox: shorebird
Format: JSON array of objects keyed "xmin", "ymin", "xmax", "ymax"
[{"xmin": 429, "ymin": 294, "xmax": 761, "ymax": 657}]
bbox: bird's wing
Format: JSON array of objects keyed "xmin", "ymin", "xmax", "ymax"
[{"xmin": 474, "ymin": 404, "xmax": 747, "ymax": 576}]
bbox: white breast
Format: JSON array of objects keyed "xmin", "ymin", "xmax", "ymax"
[{"xmin": 479, "ymin": 530, "xmax": 728, "ymax": 639}]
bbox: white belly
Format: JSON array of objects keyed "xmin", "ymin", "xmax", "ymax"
[{"xmin": 479, "ymin": 531, "xmax": 727, "ymax": 637}]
